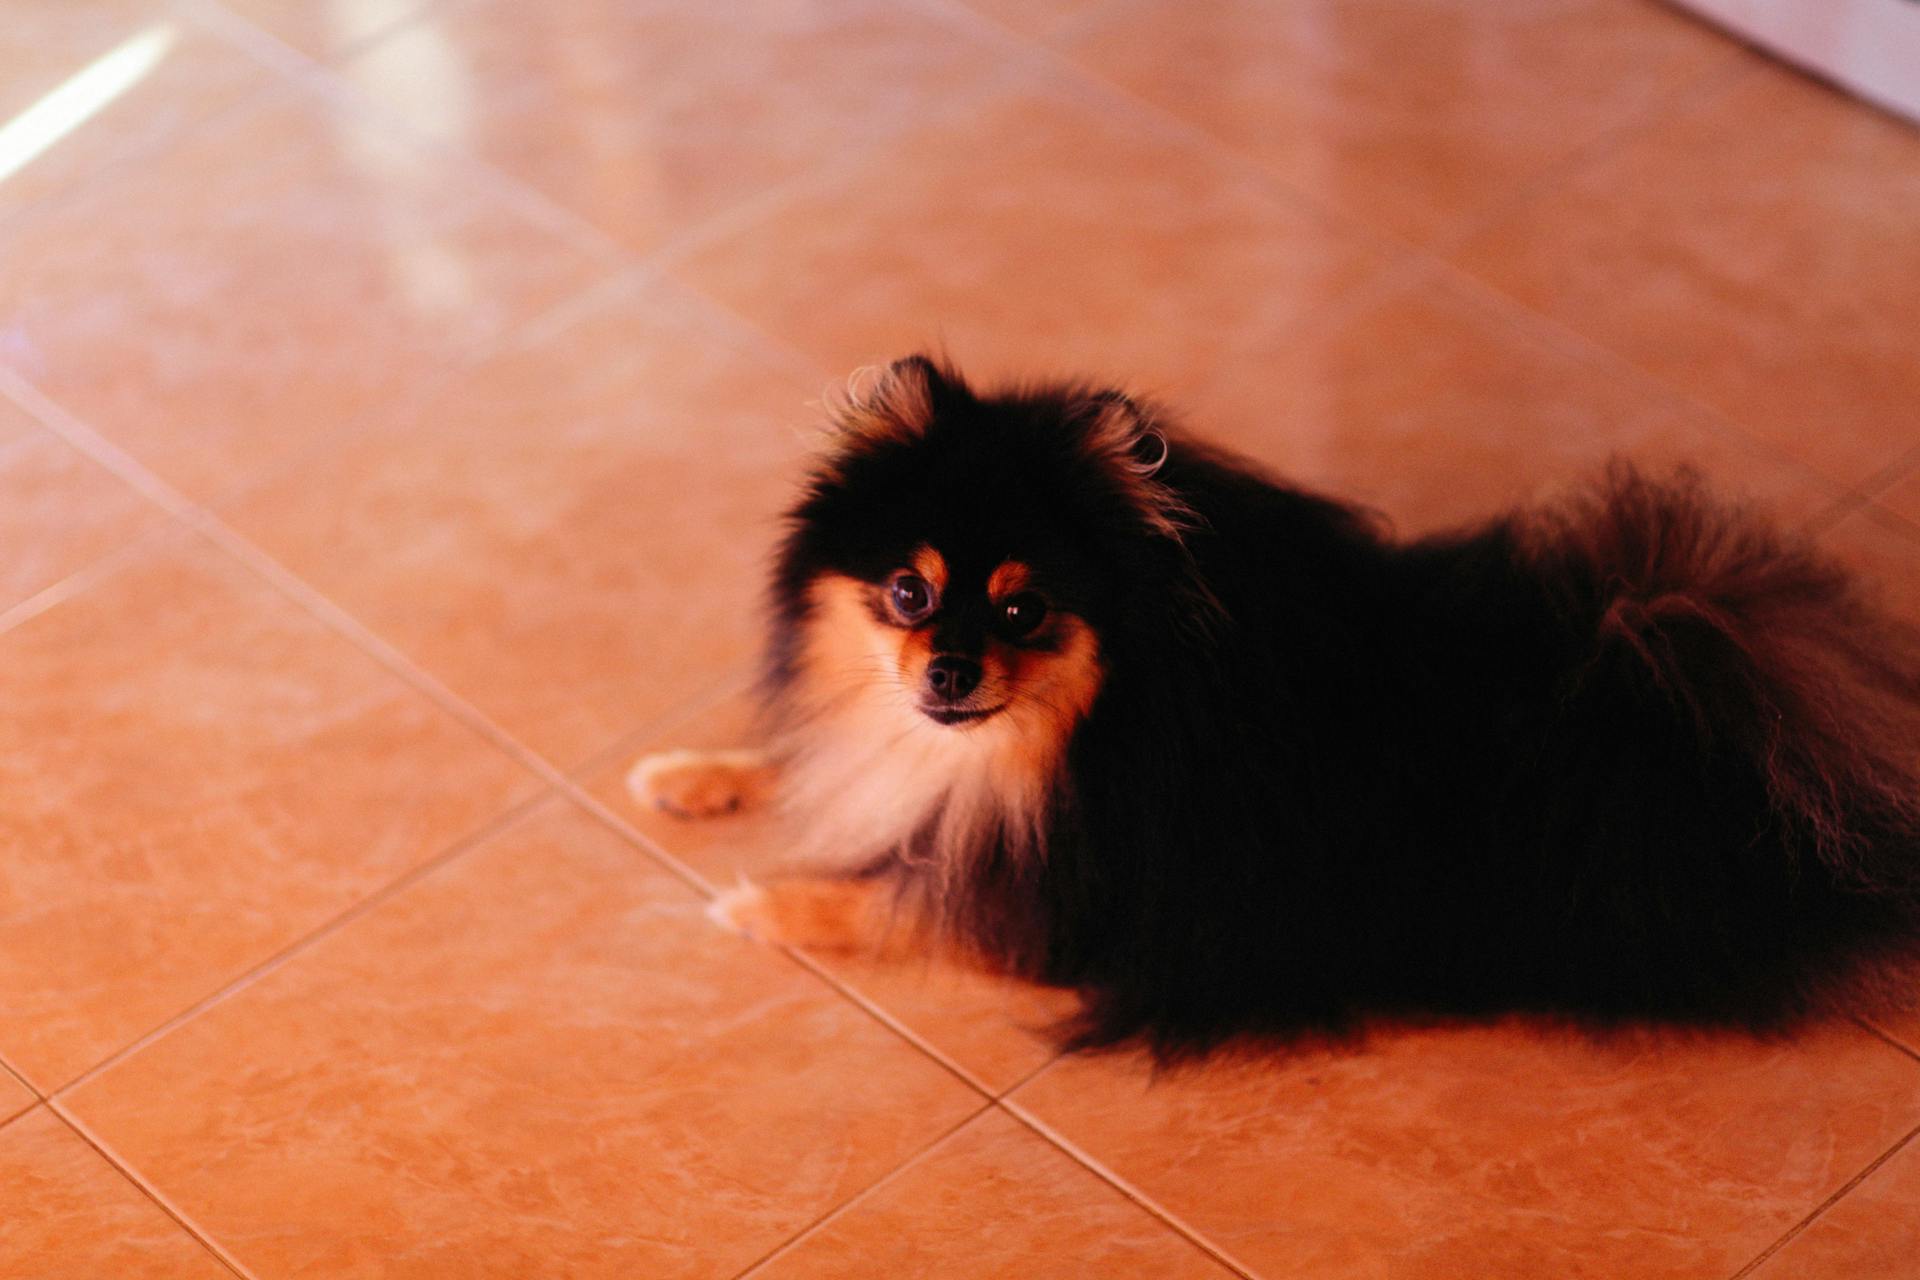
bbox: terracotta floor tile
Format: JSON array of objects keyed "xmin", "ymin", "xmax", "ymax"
[
  {"xmin": 1013, "ymin": 1020, "xmax": 1920, "ymax": 1279},
  {"xmin": 0, "ymin": 1, "xmax": 273, "ymax": 220},
  {"xmin": 1750, "ymin": 1127, "xmax": 1920, "ymax": 1279},
  {"xmin": 63, "ymin": 800, "xmax": 982, "ymax": 1279},
  {"xmin": 0, "ymin": 403, "xmax": 166, "ymax": 616},
  {"xmin": 1, "ymin": 1067, "xmax": 32, "ymax": 1125},
  {"xmin": 1818, "ymin": 505, "xmax": 1920, "ymax": 628},
  {"xmin": 1185, "ymin": 274, "xmax": 1837, "ymax": 537},
  {"xmin": 0, "ymin": 1107, "xmax": 228, "ymax": 1279},
  {"xmin": 211, "ymin": 0, "xmax": 436, "ymax": 58},
  {"xmin": 1452, "ymin": 68, "xmax": 1920, "ymax": 489},
  {"xmin": 750, "ymin": 1107, "xmax": 1231, "ymax": 1279},
  {"xmin": 0, "ymin": 538, "xmax": 538, "ymax": 1089},
  {"xmin": 220, "ymin": 274, "xmax": 815, "ymax": 769},
  {"xmin": 1062, "ymin": 0, "xmax": 1742, "ymax": 248},
  {"xmin": 1875, "ymin": 459, "xmax": 1920, "ymax": 526},
  {"xmin": 587, "ymin": 694, "xmax": 1076, "ymax": 1094},
  {"xmin": 669, "ymin": 77, "xmax": 1391, "ymax": 403},
  {"xmin": 1867, "ymin": 1011, "xmax": 1920, "ymax": 1063},
  {"xmin": 0, "ymin": 86, "xmax": 612, "ymax": 504},
  {"xmin": 338, "ymin": 0, "xmax": 1009, "ymax": 253},
  {"xmin": 954, "ymin": 0, "xmax": 1115, "ymax": 42}
]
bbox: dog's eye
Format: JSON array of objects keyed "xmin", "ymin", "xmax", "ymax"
[
  {"xmin": 889, "ymin": 573, "xmax": 936, "ymax": 623},
  {"xmin": 1000, "ymin": 593, "xmax": 1048, "ymax": 638}
]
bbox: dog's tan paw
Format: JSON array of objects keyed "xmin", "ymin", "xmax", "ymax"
[
  {"xmin": 704, "ymin": 877, "xmax": 901, "ymax": 954},
  {"xmin": 707, "ymin": 879, "xmax": 780, "ymax": 942},
  {"xmin": 627, "ymin": 749, "xmax": 769, "ymax": 819}
]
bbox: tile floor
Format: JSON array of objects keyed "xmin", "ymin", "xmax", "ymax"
[{"xmin": 2, "ymin": 1, "xmax": 1917, "ymax": 1276}]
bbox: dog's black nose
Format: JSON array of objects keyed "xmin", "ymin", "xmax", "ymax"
[{"xmin": 925, "ymin": 656, "xmax": 981, "ymax": 702}]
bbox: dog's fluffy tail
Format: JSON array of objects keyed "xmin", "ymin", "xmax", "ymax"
[{"xmin": 1528, "ymin": 466, "xmax": 1920, "ymax": 955}]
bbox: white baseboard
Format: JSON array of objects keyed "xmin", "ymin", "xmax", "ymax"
[{"xmin": 1669, "ymin": 0, "xmax": 1920, "ymax": 123}]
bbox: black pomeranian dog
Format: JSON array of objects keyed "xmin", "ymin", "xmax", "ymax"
[{"xmin": 631, "ymin": 355, "xmax": 1920, "ymax": 1060}]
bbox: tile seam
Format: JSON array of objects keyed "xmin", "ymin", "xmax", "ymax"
[
  {"xmin": 728, "ymin": 1100, "xmax": 995, "ymax": 1279},
  {"xmin": 45, "ymin": 1101, "xmax": 257, "ymax": 1279},
  {"xmin": 996, "ymin": 1093, "xmax": 1262, "ymax": 1280},
  {"xmin": 1727, "ymin": 1116, "xmax": 1920, "ymax": 1279}
]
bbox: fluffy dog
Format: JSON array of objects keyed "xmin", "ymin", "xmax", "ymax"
[{"xmin": 632, "ymin": 356, "xmax": 1920, "ymax": 1060}]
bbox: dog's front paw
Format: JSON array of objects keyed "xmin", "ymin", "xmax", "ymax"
[
  {"xmin": 707, "ymin": 879, "xmax": 779, "ymax": 941},
  {"xmin": 627, "ymin": 749, "xmax": 769, "ymax": 819},
  {"xmin": 703, "ymin": 876, "xmax": 899, "ymax": 954}
]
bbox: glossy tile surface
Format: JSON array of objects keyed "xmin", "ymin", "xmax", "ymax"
[
  {"xmin": 340, "ymin": 0, "xmax": 1007, "ymax": 251},
  {"xmin": 0, "ymin": 1107, "xmax": 228, "ymax": 1279},
  {"xmin": 672, "ymin": 78, "xmax": 1390, "ymax": 400},
  {"xmin": 0, "ymin": 1069, "xmax": 32, "ymax": 1125},
  {"xmin": 210, "ymin": 0, "xmax": 436, "ymax": 57},
  {"xmin": 587, "ymin": 695, "xmax": 1076, "ymax": 1094},
  {"xmin": 750, "ymin": 1108, "xmax": 1232, "ymax": 1278},
  {"xmin": 1876, "ymin": 462, "xmax": 1920, "ymax": 530},
  {"xmin": 1820, "ymin": 505, "xmax": 1920, "ymax": 629},
  {"xmin": 3, "ymin": 0, "xmax": 1918, "ymax": 1272},
  {"xmin": 956, "ymin": 0, "xmax": 1114, "ymax": 41},
  {"xmin": 0, "ymin": 86, "xmax": 611, "ymax": 503},
  {"xmin": 1188, "ymin": 273, "xmax": 1838, "ymax": 535},
  {"xmin": 0, "ymin": 2, "xmax": 272, "ymax": 219},
  {"xmin": 64, "ymin": 801, "xmax": 982, "ymax": 1279},
  {"xmin": 1064, "ymin": 0, "xmax": 1744, "ymax": 247},
  {"xmin": 221, "ymin": 275, "xmax": 815, "ymax": 768},
  {"xmin": 0, "ymin": 403, "xmax": 164, "ymax": 616},
  {"xmin": 1751, "ymin": 1130, "xmax": 1920, "ymax": 1279},
  {"xmin": 1453, "ymin": 70, "xmax": 1920, "ymax": 488},
  {"xmin": 1014, "ymin": 1022, "xmax": 1920, "ymax": 1279},
  {"xmin": 0, "ymin": 539, "xmax": 537, "ymax": 1088}
]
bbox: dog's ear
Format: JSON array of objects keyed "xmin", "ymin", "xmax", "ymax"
[
  {"xmin": 1082, "ymin": 388, "xmax": 1191, "ymax": 541},
  {"xmin": 824, "ymin": 354, "xmax": 963, "ymax": 446},
  {"xmin": 1088, "ymin": 389, "xmax": 1169, "ymax": 478}
]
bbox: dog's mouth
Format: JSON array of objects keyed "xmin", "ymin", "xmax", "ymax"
[{"xmin": 921, "ymin": 703, "xmax": 1006, "ymax": 727}]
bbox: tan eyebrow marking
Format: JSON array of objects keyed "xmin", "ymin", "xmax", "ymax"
[
  {"xmin": 987, "ymin": 561, "xmax": 1031, "ymax": 600},
  {"xmin": 910, "ymin": 545, "xmax": 948, "ymax": 595}
]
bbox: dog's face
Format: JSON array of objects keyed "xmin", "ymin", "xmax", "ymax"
[
  {"xmin": 767, "ymin": 357, "xmax": 1184, "ymax": 854},
  {"xmin": 806, "ymin": 532, "xmax": 1105, "ymax": 737}
]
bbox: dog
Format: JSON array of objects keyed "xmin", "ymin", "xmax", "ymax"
[{"xmin": 631, "ymin": 355, "xmax": 1920, "ymax": 1060}]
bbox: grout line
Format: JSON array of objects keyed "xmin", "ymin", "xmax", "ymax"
[
  {"xmin": 0, "ymin": 519, "xmax": 197, "ymax": 640},
  {"xmin": 0, "ymin": 1100, "xmax": 40, "ymax": 1136},
  {"xmin": 1849, "ymin": 442, "xmax": 1920, "ymax": 510},
  {"xmin": 181, "ymin": 0, "xmax": 630, "ymax": 264},
  {"xmin": 997, "ymin": 1093, "xmax": 1261, "ymax": 1280},
  {"xmin": 193, "ymin": 0, "xmax": 456, "ymax": 67},
  {"xmin": 563, "ymin": 670, "xmax": 757, "ymax": 785},
  {"xmin": 729, "ymin": 1101, "xmax": 995, "ymax": 1279},
  {"xmin": 4, "ymin": 256, "xmax": 1002, "ymax": 1125},
  {"xmin": 0, "ymin": 5, "xmax": 288, "ymax": 240},
  {"xmin": 1426, "ymin": 52, "xmax": 1763, "ymax": 261},
  {"xmin": 0, "ymin": 373, "xmax": 195, "ymax": 518},
  {"xmin": 992, "ymin": 1050, "xmax": 1065, "ymax": 1101},
  {"xmin": 1856, "ymin": 1015, "xmax": 1920, "ymax": 1066},
  {"xmin": 0, "ymin": 1050, "xmax": 46, "ymax": 1103},
  {"xmin": 185, "ymin": 254, "xmax": 646, "ymax": 522},
  {"xmin": 1728, "ymin": 1116, "xmax": 1920, "ymax": 1279},
  {"xmin": 50, "ymin": 1102, "xmax": 257, "ymax": 1279},
  {"xmin": 1870, "ymin": 501, "xmax": 1920, "ymax": 544},
  {"xmin": 641, "ymin": 59, "xmax": 1033, "ymax": 280},
  {"xmin": 1428, "ymin": 258, "xmax": 1866, "ymax": 508},
  {"xmin": 51, "ymin": 787, "xmax": 554, "ymax": 1099},
  {"xmin": 8, "ymin": 344, "xmax": 996, "ymax": 1108},
  {"xmin": 547, "ymin": 776, "xmax": 1000, "ymax": 1099},
  {"xmin": 911, "ymin": 0, "xmax": 1414, "ymax": 264}
]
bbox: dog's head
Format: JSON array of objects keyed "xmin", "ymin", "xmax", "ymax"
[{"xmin": 765, "ymin": 355, "xmax": 1190, "ymax": 856}]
